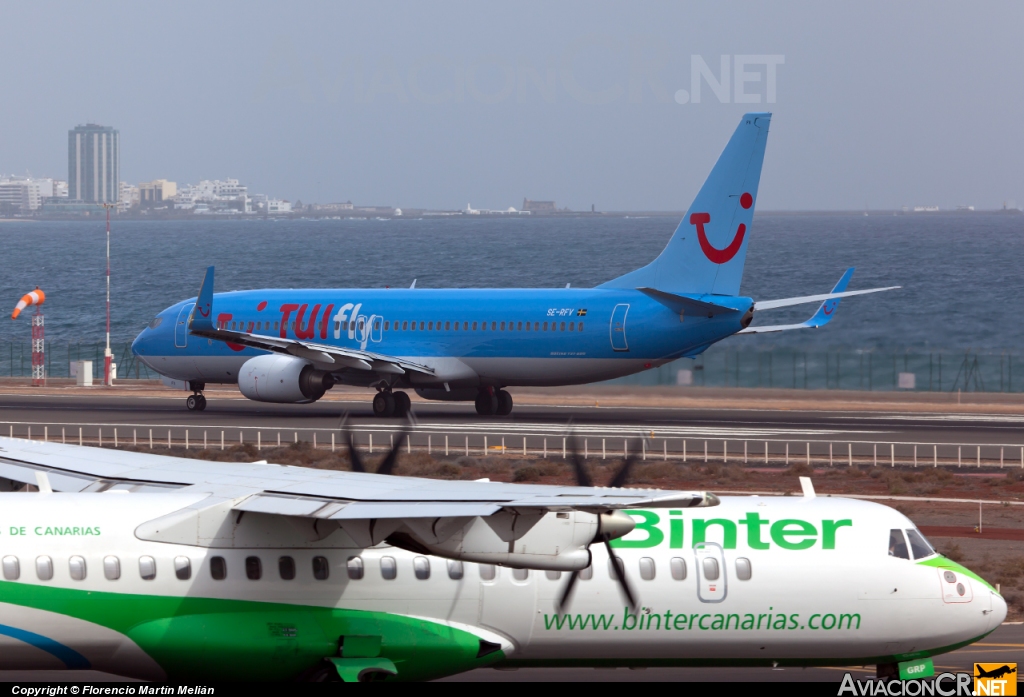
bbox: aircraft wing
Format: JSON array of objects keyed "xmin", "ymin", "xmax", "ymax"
[
  {"xmin": 740, "ymin": 269, "xmax": 898, "ymax": 334},
  {"xmin": 187, "ymin": 266, "xmax": 433, "ymax": 376},
  {"xmin": 0, "ymin": 437, "xmax": 715, "ymax": 513}
]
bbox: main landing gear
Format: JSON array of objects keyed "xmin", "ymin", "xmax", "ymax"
[
  {"xmin": 372, "ymin": 387, "xmax": 411, "ymax": 418},
  {"xmin": 475, "ymin": 388, "xmax": 513, "ymax": 417},
  {"xmin": 186, "ymin": 381, "xmax": 207, "ymax": 411}
]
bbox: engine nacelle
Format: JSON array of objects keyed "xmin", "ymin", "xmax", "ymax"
[
  {"xmin": 378, "ymin": 510, "xmax": 636, "ymax": 572},
  {"xmin": 237, "ymin": 354, "xmax": 333, "ymax": 403}
]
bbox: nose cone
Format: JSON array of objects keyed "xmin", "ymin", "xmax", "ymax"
[{"xmin": 990, "ymin": 591, "xmax": 1008, "ymax": 630}]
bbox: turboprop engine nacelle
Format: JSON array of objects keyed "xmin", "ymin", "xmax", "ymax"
[
  {"xmin": 381, "ymin": 509, "xmax": 636, "ymax": 572},
  {"xmin": 237, "ymin": 354, "xmax": 333, "ymax": 403}
]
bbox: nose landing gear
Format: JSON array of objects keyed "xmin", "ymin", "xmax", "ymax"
[{"xmin": 186, "ymin": 382, "xmax": 207, "ymax": 411}]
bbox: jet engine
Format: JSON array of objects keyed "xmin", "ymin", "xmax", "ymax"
[{"xmin": 237, "ymin": 354, "xmax": 333, "ymax": 403}]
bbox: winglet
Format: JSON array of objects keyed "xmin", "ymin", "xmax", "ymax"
[
  {"xmin": 190, "ymin": 266, "xmax": 216, "ymax": 332},
  {"xmin": 805, "ymin": 267, "xmax": 854, "ymax": 328}
]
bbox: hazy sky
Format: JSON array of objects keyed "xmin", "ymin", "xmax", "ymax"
[{"xmin": 2, "ymin": 1, "xmax": 1021, "ymax": 211}]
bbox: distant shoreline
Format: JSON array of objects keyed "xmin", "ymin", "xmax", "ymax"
[{"xmin": 3, "ymin": 208, "xmax": 1020, "ymax": 222}]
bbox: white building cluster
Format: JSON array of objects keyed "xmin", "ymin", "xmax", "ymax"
[
  {"xmin": 0, "ymin": 177, "xmax": 67, "ymax": 212},
  {"xmin": 170, "ymin": 178, "xmax": 291, "ymax": 215}
]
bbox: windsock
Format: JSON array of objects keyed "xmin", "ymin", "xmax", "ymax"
[{"xmin": 12, "ymin": 288, "xmax": 45, "ymax": 319}]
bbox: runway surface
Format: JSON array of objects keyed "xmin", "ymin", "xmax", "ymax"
[{"xmin": 0, "ymin": 391, "xmax": 1022, "ymax": 450}]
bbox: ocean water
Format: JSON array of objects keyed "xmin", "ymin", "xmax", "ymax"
[{"xmin": 0, "ymin": 212, "xmax": 1021, "ymax": 351}]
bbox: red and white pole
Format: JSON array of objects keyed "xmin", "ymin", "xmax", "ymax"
[
  {"xmin": 31, "ymin": 307, "xmax": 44, "ymax": 387},
  {"xmin": 104, "ymin": 204, "xmax": 112, "ymax": 386}
]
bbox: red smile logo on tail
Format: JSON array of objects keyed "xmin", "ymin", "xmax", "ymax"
[{"xmin": 690, "ymin": 192, "xmax": 753, "ymax": 264}]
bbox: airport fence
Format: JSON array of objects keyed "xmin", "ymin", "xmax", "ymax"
[
  {"xmin": 0, "ymin": 342, "xmax": 1017, "ymax": 393},
  {"xmin": 605, "ymin": 347, "xmax": 1020, "ymax": 393},
  {"xmin": 2, "ymin": 421, "xmax": 1022, "ymax": 473},
  {"xmin": 0, "ymin": 341, "xmax": 156, "ymax": 380}
]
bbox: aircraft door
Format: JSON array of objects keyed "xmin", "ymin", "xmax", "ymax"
[
  {"xmin": 610, "ymin": 304, "xmax": 630, "ymax": 352},
  {"xmin": 694, "ymin": 542, "xmax": 727, "ymax": 603},
  {"xmin": 175, "ymin": 303, "xmax": 195, "ymax": 349}
]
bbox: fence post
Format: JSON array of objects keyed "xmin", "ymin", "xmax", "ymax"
[
  {"xmin": 1000, "ymin": 447, "xmax": 1004, "ymax": 468},
  {"xmin": 204, "ymin": 431, "xmax": 207, "ymax": 449},
  {"xmin": 934, "ymin": 445, "xmax": 937, "ymax": 468},
  {"xmin": 312, "ymin": 433, "xmax": 316, "ymax": 450},
  {"xmin": 221, "ymin": 431, "xmax": 224, "ymax": 450},
  {"xmin": 785, "ymin": 443, "xmax": 789, "ymax": 465},
  {"xmin": 331, "ymin": 433, "xmax": 335, "ymax": 452},
  {"xmin": 95, "ymin": 428, "xmax": 98, "ymax": 446},
  {"xmin": 293, "ymin": 432, "xmax": 297, "ymax": 444},
  {"xmin": 44, "ymin": 426, "xmax": 48, "ymax": 443},
  {"xmin": 185, "ymin": 430, "xmax": 188, "ymax": 450},
  {"xmin": 873, "ymin": 444, "xmax": 877, "ymax": 467},
  {"xmin": 427, "ymin": 435, "xmax": 431, "ymax": 455},
  {"xmin": 704, "ymin": 441, "xmax": 708, "ymax": 463},
  {"xmin": 240, "ymin": 431, "xmax": 244, "ymax": 446},
  {"xmin": 890, "ymin": 444, "xmax": 894, "ymax": 467},
  {"xmin": 602, "ymin": 439, "xmax": 606, "ymax": 459},
  {"xmin": 977, "ymin": 446, "xmax": 980, "ymax": 468},
  {"xmin": 723, "ymin": 441, "xmax": 727, "ymax": 464},
  {"xmin": 408, "ymin": 436, "xmax": 412, "ymax": 455},
  {"xmin": 744, "ymin": 441, "xmax": 748, "ymax": 464},
  {"xmin": 258, "ymin": 432, "xmax": 261, "ymax": 451},
  {"xmin": 133, "ymin": 429, "xmax": 136, "ymax": 447},
  {"xmin": 585, "ymin": 439, "xmax": 588, "ymax": 459},
  {"xmin": 167, "ymin": 430, "xmax": 171, "ymax": 449},
  {"xmin": 277, "ymin": 432, "xmax": 281, "ymax": 447},
  {"xmin": 683, "ymin": 440, "xmax": 687, "ymax": 463},
  {"xmin": 829, "ymin": 443, "xmax": 833, "ymax": 467},
  {"xmin": 371, "ymin": 434, "xmax": 374, "ymax": 454},
  {"xmin": 642, "ymin": 439, "xmax": 646, "ymax": 461},
  {"xmin": 62, "ymin": 427, "xmax": 66, "ymax": 444},
  {"xmin": 958, "ymin": 446, "xmax": 961, "ymax": 468},
  {"xmin": 663, "ymin": 440, "xmax": 667, "ymax": 461},
  {"xmin": 542, "ymin": 438, "xmax": 546, "ymax": 458},
  {"xmin": 562, "ymin": 437, "xmax": 566, "ymax": 459},
  {"xmin": 913, "ymin": 445, "xmax": 917, "ymax": 468},
  {"xmin": 484, "ymin": 436, "xmax": 487, "ymax": 456},
  {"xmin": 848, "ymin": 443, "xmax": 852, "ymax": 466},
  {"xmin": 765, "ymin": 441, "xmax": 768, "ymax": 465},
  {"xmin": 501, "ymin": 437, "xmax": 505, "ymax": 454},
  {"xmin": 806, "ymin": 442, "xmax": 810, "ymax": 466},
  {"xmin": 147, "ymin": 428, "xmax": 151, "ymax": 449}
]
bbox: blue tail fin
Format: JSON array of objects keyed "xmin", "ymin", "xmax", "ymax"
[{"xmin": 601, "ymin": 112, "xmax": 771, "ymax": 296}]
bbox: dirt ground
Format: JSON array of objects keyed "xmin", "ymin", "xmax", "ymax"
[{"xmin": 107, "ymin": 440, "xmax": 1024, "ymax": 620}]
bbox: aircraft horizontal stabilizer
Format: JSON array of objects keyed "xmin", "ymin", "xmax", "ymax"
[
  {"xmin": 637, "ymin": 287, "xmax": 741, "ymax": 318},
  {"xmin": 740, "ymin": 268, "xmax": 897, "ymax": 334}
]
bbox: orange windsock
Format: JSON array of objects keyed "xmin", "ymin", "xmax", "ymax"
[{"xmin": 12, "ymin": 288, "xmax": 45, "ymax": 319}]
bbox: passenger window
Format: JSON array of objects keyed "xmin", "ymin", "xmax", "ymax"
[
  {"xmin": 512, "ymin": 568, "xmax": 529, "ymax": 581},
  {"xmin": 472, "ymin": 321, "xmax": 478, "ymax": 330},
  {"xmin": 560, "ymin": 322, "xmax": 566, "ymax": 331},
  {"xmin": 639, "ymin": 557, "xmax": 656, "ymax": 581},
  {"xmin": 36, "ymin": 556, "xmax": 53, "ymax": 581},
  {"xmin": 447, "ymin": 560, "xmax": 464, "ymax": 580},
  {"xmin": 579, "ymin": 564, "xmax": 593, "ymax": 581},
  {"xmin": 380, "ymin": 556, "xmax": 397, "ymax": 580},
  {"xmin": 569, "ymin": 322, "xmax": 575, "ymax": 332},
  {"xmin": 491, "ymin": 322, "xmax": 496, "ymax": 330},
  {"xmin": 479, "ymin": 564, "xmax": 496, "ymax": 581},
  {"xmin": 906, "ymin": 529, "xmax": 935, "ymax": 560},
  {"xmin": 702, "ymin": 557, "xmax": 720, "ymax": 581},
  {"xmin": 278, "ymin": 556, "xmax": 295, "ymax": 580},
  {"xmin": 103, "ymin": 556, "xmax": 119, "ymax": 581},
  {"xmin": 374, "ymin": 319, "xmax": 381, "ymax": 331},
  {"xmin": 69, "ymin": 556, "xmax": 87, "ymax": 581},
  {"xmin": 888, "ymin": 529, "xmax": 910, "ymax": 560},
  {"xmin": 525, "ymin": 322, "xmax": 530, "ymax": 331},
  {"xmin": 500, "ymin": 322, "xmax": 505, "ymax": 330},
  {"xmin": 245, "ymin": 556, "xmax": 262, "ymax": 580},
  {"xmin": 347, "ymin": 556, "xmax": 364, "ymax": 580},
  {"xmin": 445, "ymin": 322, "xmax": 450, "ymax": 330},
  {"xmin": 517, "ymin": 322, "xmax": 522, "ymax": 331},
  {"xmin": 608, "ymin": 557, "xmax": 625, "ymax": 579},
  {"xmin": 231, "ymin": 322, "xmax": 236, "ymax": 330},
  {"xmin": 358, "ymin": 319, "xmax": 365, "ymax": 331},
  {"xmin": 402, "ymin": 321, "xmax": 408, "ymax": 330},
  {"xmin": 670, "ymin": 557, "xmax": 686, "ymax": 580},
  {"xmin": 139, "ymin": 556, "xmax": 157, "ymax": 581},
  {"xmin": 419, "ymin": 322, "xmax": 424, "ymax": 330},
  {"xmin": 210, "ymin": 556, "xmax": 227, "ymax": 580},
  {"xmin": 384, "ymin": 321, "xmax": 389, "ymax": 330},
  {"xmin": 543, "ymin": 321, "xmax": 548, "ymax": 330},
  {"xmin": 545, "ymin": 570, "xmax": 561, "ymax": 580},
  {"xmin": 312, "ymin": 556, "xmax": 329, "ymax": 580},
  {"xmin": 534, "ymin": 322, "xmax": 540, "ymax": 331},
  {"xmin": 463, "ymin": 322, "xmax": 469, "ymax": 330},
  {"xmin": 414, "ymin": 556, "xmax": 430, "ymax": 580},
  {"xmin": 175, "ymin": 556, "xmax": 191, "ymax": 581},
  {"xmin": 579, "ymin": 322, "xmax": 584, "ymax": 331},
  {"xmin": 274, "ymin": 321, "xmax": 279, "ymax": 330},
  {"xmin": 428, "ymin": 321, "xmax": 433, "ymax": 330},
  {"xmin": 453, "ymin": 321, "xmax": 459, "ymax": 331},
  {"xmin": 735, "ymin": 557, "xmax": 752, "ymax": 581},
  {"xmin": 3, "ymin": 555, "xmax": 20, "ymax": 581}
]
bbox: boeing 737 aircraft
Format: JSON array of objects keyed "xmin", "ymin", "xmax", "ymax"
[
  {"xmin": 0, "ymin": 436, "xmax": 1005, "ymax": 681},
  {"xmin": 131, "ymin": 113, "xmax": 897, "ymax": 415}
]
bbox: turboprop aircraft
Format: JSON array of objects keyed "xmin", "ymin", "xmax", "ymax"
[
  {"xmin": 130, "ymin": 112, "xmax": 898, "ymax": 415},
  {"xmin": 0, "ymin": 435, "xmax": 1005, "ymax": 682}
]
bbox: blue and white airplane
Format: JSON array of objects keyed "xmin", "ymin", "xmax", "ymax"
[{"xmin": 132, "ymin": 113, "xmax": 896, "ymax": 416}]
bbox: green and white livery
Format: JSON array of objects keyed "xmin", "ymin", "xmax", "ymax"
[{"xmin": 0, "ymin": 437, "xmax": 1006, "ymax": 681}]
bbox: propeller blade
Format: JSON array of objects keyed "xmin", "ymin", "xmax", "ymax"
[
  {"xmin": 344, "ymin": 430, "xmax": 367, "ymax": 473},
  {"xmin": 556, "ymin": 569, "xmax": 581, "ymax": 612},
  {"xmin": 606, "ymin": 439, "xmax": 643, "ymax": 488},
  {"xmin": 567, "ymin": 435, "xmax": 592, "ymax": 487},
  {"xmin": 602, "ymin": 536, "xmax": 637, "ymax": 611},
  {"xmin": 375, "ymin": 430, "xmax": 407, "ymax": 476}
]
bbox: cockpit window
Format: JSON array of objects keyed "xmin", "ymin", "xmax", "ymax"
[
  {"xmin": 888, "ymin": 529, "xmax": 910, "ymax": 559},
  {"xmin": 148, "ymin": 317, "xmax": 163, "ymax": 330},
  {"xmin": 905, "ymin": 529, "xmax": 935, "ymax": 559}
]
